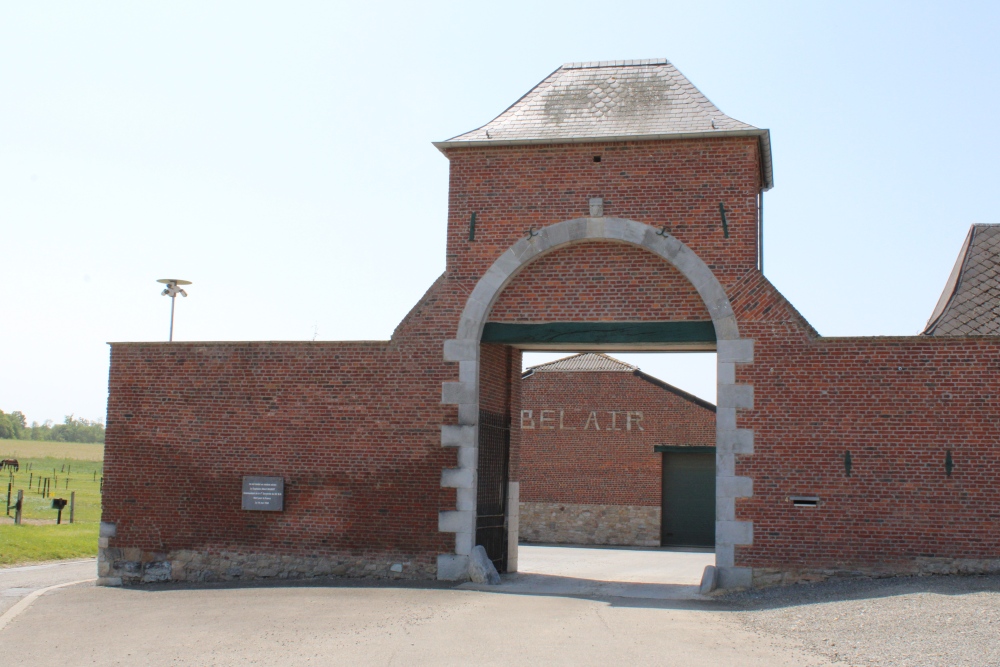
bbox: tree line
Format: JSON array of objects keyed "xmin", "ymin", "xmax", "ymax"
[{"xmin": 0, "ymin": 410, "xmax": 105, "ymax": 443}]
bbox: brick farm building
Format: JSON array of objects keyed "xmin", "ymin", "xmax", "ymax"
[
  {"xmin": 100, "ymin": 59, "xmax": 1000, "ymax": 590},
  {"xmin": 518, "ymin": 353, "xmax": 715, "ymax": 548}
]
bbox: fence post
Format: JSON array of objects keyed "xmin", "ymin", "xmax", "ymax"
[
  {"xmin": 5, "ymin": 482, "xmax": 9, "ymax": 516},
  {"xmin": 70, "ymin": 491, "xmax": 75, "ymax": 524},
  {"xmin": 14, "ymin": 490, "xmax": 22, "ymax": 525}
]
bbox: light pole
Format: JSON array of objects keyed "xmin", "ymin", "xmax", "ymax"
[{"xmin": 157, "ymin": 279, "xmax": 191, "ymax": 342}]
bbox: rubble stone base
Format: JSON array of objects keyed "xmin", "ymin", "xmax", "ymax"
[
  {"xmin": 519, "ymin": 501, "xmax": 660, "ymax": 547},
  {"xmin": 96, "ymin": 547, "xmax": 436, "ymax": 586},
  {"xmin": 752, "ymin": 557, "xmax": 1000, "ymax": 588}
]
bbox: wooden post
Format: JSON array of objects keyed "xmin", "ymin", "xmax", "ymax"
[
  {"xmin": 65, "ymin": 477, "xmax": 69, "ymax": 490},
  {"xmin": 5, "ymin": 482, "xmax": 9, "ymax": 516},
  {"xmin": 70, "ymin": 491, "xmax": 75, "ymax": 524},
  {"xmin": 29, "ymin": 472, "xmax": 33, "ymax": 489},
  {"xmin": 14, "ymin": 490, "xmax": 22, "ymax": 525}
]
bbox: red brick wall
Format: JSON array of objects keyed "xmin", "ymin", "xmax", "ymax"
[
  {"xmin": 735, "ymin": 329, "xmax": 1000, "ymax": 572},
  {"xmin": 518, "ymin": 370, "xmax": 715, "ymax": 507},
  {"xmin": 443, "ymin": 138, "xmax": 763, "ymax": 286},
  {"xmin": 489, "ymin": 242, "xmax": 711, "ymax": 323},
  {"xmin": 103, "ymin": 341, "xmax": 457, "ymax": 576}
]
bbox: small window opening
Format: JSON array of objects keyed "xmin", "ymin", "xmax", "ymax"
[
  {"xmin": 593, "ymin": 155, "xmax": 601, "ymax": 163},
  {"xmin": 790, "ymin": 496, "xmax": 820, "ymax": 507}
]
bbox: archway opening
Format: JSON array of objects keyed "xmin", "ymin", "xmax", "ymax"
[
  {"xmin": 441, "ymin": 218, "xmax": 755, "ymax": 592},
  {"xmin": 506, "ymin": 349, "xmax": 717, "ymax": 594}
]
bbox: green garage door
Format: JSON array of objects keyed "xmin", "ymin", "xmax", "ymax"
[{"xmin": 659, "ymin": 447, "xmax": 716, "ymax": 548}]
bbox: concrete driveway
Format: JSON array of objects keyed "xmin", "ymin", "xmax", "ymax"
[{"xmin": 467, "ymin": 544, "xmax": 715, "ymax": 600}]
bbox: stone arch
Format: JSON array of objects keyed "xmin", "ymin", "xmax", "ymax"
[{"xmin": 439, "ymin": 217, "xmax": 755, "ymax": 589}]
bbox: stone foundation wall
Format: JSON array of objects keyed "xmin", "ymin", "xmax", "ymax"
[
  {"xmin": 519, "ymin": 501, "xmax": 660, "ymax": 547},
  {"xmin": 752, "ymin": 558, "xmax": 1000, "ymax": 589},
  {"xmin": 96, "ymin": 543, "xmax": 436, "ymax": 586}
]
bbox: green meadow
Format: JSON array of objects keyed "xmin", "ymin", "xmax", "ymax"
[{"xmin": 0, "ymin": 439, "xmax": 104, "ymax": 566}]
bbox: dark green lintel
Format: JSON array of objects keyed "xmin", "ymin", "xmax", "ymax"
[
  {"xmin": 654, "ymin": 445, "xmax": 717, "ymax": 454},
  {"xmin": 481, "ymin": 321, "xmax": 716, "ymax": 345}
]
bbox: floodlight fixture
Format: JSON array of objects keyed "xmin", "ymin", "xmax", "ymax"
[{"xmin": 157, "ymin": 279, "xmax": 192, "ymax": 342}]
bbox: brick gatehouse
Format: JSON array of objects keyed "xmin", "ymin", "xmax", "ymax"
[{"xmin": 100, "ymin": 59, "xmax": 1000, "ymax": 590}]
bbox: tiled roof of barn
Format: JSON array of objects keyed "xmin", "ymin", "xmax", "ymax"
[
  {"xmin": 924, "ymin": 224, "xmax": 1000, "ymax": 336},
  {"xmin": 435, "ymin": 59, "xmax": 773, "ymax": 190},
  {"xmin": 527, "ymin": 353, "xmax": 637, "ymax": 373}
]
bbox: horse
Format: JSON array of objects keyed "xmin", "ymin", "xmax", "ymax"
[{"xmin": 1, "ymin": 459, "xmax": 18, "ymax": 472}]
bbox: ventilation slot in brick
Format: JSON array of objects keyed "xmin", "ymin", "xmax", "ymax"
[{"xmin": 790, "ymin": 496, "xmax": 819, "ymax": 508}]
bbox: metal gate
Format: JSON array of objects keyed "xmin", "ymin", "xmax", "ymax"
[{"xmin": 476, "ymin": 409, "xmax": 510, "ymax": 573}]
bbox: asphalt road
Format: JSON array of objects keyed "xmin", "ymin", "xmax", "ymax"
[
  {"xmin": 0, "ymin": 558, "xmax": 96, "ymax": 615},
  {"xmin": 3, "ymin": 556, "xmax": 997, "ymax": 666},
  {"xmin": 0, "ymin": 580, "xmax": 831, "ymax": 666}
]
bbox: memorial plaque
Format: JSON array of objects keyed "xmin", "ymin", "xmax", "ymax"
[{"xmin": 241, "ymin": 476, "xmax": 284, "ymax": 511}]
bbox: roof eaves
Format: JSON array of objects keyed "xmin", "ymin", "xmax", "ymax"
[
  {"xmin": 434, "ymin": 128, "xmax": 769, "ymax": 149},
  {"xmin": 435, "ymin": 128, "xmax": 774, "ymax": 191},
  {"xmin": 632, "ymin": 370, "xmax": 717, "ymax": 412},
  {"xmin": 758, "ymin": 129, "xmax": 774, "ymax": 191},
  {"xmin": 438, "ymin": 65, "xmax": 562, "ymax": 145}
]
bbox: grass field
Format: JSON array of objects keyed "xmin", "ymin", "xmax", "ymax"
[{"xmin": 0, "ymin": 439, "xmax": 104, "ymax": 566}]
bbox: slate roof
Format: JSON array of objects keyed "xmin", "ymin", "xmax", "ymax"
[
  {"xmin": 523, "ymin": 352, "xmax": 716, "ymax": 411},
  {"xmin": 527, "ymin": 352, "xmax": 637, "ymax": 373},
  {"xmin": 435, "ymin": 59, "xmax": 773, "ymax": 190},
  {"xmin": 923, "ymin": 224, "xmax": 1000, "ymax": 336}
]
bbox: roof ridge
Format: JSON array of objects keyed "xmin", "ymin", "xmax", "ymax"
[
  {"xmin": 562, "ymin": 59, "xmax": 669, "ymax": 69},
  {"xmin": 526, "ymin": 352, "xmax": 637, "ymax": 373}
]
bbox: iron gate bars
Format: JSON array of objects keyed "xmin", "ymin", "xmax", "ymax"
[{"xmin": 476, "ymin": 409, "xmax": 510, "ymax": 573}]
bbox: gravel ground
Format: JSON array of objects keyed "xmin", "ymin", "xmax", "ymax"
[{"xmin": 719, "ymin": 574, "xmax": 1000, "ymax": 667}]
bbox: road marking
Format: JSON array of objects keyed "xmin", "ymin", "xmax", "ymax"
[
  {"xmin": 0, "ymin": 579, "xmax": 95, "ymax": 632},
  {"xmin": 0, "ymin": 558, "xmax": 96, "ymax": 574}
]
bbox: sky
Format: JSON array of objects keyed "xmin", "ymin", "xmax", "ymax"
[{"xmin": 2, "ymin": 2, "xmax": 999, "ymax": 423}]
